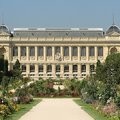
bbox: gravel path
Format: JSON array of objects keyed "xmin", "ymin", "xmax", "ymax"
[{"xmin": 19, "ymin": 98, "xmax": 94, "ymax": 120}]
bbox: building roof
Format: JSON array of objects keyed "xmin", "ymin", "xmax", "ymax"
[{"xmin": 13, "ymin": 28, "xmax": 104, "ymax": 37}]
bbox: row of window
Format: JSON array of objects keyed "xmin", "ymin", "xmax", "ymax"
[
  {"xmin": 13, "ymin": 46, "xmax": 103, "ymax": 57},
  {"xmin": 22, "ymin": 64, "xmax": 95, "ymax": 73}
]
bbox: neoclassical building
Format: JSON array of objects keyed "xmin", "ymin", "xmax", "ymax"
[{"xmin": 0, "ymin": 23, "xmax": 120, "ymax": 79}]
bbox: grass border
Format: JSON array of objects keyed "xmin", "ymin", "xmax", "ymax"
[
  {"xmin": 6, "ymin": 99, "xmax": 41, "ymax": 120},
  {"xmin": 74, "ymin": 99, "xmax": 109, "ymax": 120}
]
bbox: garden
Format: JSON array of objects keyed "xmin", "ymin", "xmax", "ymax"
[
  {"xmin": 1, "ymin": 53, "xmax": 120, "ymax": 120},
  {"xmin": 0, "ymin": 58, "xmax": 40, "ymax": 120}
]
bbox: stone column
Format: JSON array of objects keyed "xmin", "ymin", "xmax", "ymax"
[
  {"xmin": 61, "ymin": 64, "xmax": 64, "ymax": 78},
  {"xmin": 18, "ymin": 46, "xmax": 21, "ymax": 60},
  {"xmin": 26, "ymin": 46, "xmax": 29, "ymax": 61},
  {"xmin": 9, "ymin": 44, "xmax": 12, "ymax": 61},
  {"xmin": 69, "ymin": 64, "xmax": 72, "ymax": 78},
  {"xmin": 86, "ymin": 46, "xmax": 89, "ymax": 61},
  {"xmin": 52, "ymin": 46, "xmax": 55, "ymax": 61},
  {"xmin": 86, "ymin": 64, "xmax": 90, "ymax": 76},
  {"xmin": 69, "ymin": 46, "xmax": 72, "ymax": 61},
  {"xmin": 103, "ymin": 46, "xmax": 109, "ymax": 61},
  {"xmin": 95, "ymin": 46, "xmax": 98, "ymax": 61},
  {"xmin": 61, "ymin": 46, "xmax": 63, "ymax": 61},
  {"xmin": 35, "ymin": 64, "xmax": 38, "ymax": 76},
  {"xmin": 26, "ymin": 64, "xmax": 30, "ymax": 77},
  {"xmin": 44, "ymin": 46, "xmax": 46, "ymax": 61},
  {"xmin": 35, "ymin": 46, "xmax": 38, "ymax": 61},
  {"xmin": 52, "ymin": 64, "xmax": 56, "ymax": 78},
  {"xmin": 8, "ymin": 45, "xmax": 13, "ymax": 70}
]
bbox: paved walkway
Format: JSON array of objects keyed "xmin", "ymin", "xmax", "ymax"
[{"xmin": 19, "ymin": 98, "xmax": 94, "ymax": 120}]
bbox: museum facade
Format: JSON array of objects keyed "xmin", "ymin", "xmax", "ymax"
[{"xmin": 0, "ymin": 24, "xmax": 120, "ymax": 79}]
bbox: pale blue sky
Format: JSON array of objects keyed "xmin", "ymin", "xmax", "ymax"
[{"xmin": 0, "ymin": 0, "xmax": 120, "ymax": 30}]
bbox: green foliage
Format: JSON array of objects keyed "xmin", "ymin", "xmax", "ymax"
[
  {"xmin": 23, "ymin": 78, "xmax": 55, "ymax": 97},
  {"xmin": 0, "ymin": 98, "xmax": 19, "ymax": 119},
  {"xmin": 0, "ymin": 56, "xmax": 4, "ymax": 72},
  {"xmin": 13, "ymin": 59, "xmax": 22, "ymax": 80},
  {"xmin": 4, "ymin": 60, "xmax": 8, "ymax": 75},
  {"xmin": 1, "ymin": 76, "xmax": 9, "ymax": 97},
  {"xmin": 74, "ymin": 99, "xmax": 108, "ymax": 120},
  {"xmin": 5, "ymin": 99, "xmax": 41, "ymax": 120}
]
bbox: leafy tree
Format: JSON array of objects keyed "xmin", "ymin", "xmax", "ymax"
[
  {"xmin": 12, "ymin": 59, "xmax": 22, "ymax": 80},
  {"xmin": 4, "ymin": 60, "xmax": 8, "ymax": 75},
  {"xmin": 1, "ymin": 76, "xmax": 9, "ymax": 97},
  {"xmin": 0, "ymin": 57, "xmax": 8, "ymax": 83},
  {"xmin": 0, "ymin": 56, "xmax": 4, "ymax": 71},
  {"xmin": 95, "ymin": 53, "xmax": 120, "ymax": 104},
  {"xmin": 95, "ymin": 60, "xmax": 105, "ymax": 81}
]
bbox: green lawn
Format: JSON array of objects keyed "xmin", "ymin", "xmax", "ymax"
[
  {"xmin": 74, "ymin": 99, "xmax": 109, "ymax": 120},
  {"xmin": 6, "ymin": 99, "xmax": 41, "ymax": 120}
]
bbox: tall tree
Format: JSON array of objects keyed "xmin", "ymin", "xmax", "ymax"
[{"xmin": 12, "ymin": 59, "xmax": 22, "ymax": 80}]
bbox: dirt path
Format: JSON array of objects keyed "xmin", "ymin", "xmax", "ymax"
[{"xmin": 19, "ymin": 98, "xmax": 94, "ymax": 120}]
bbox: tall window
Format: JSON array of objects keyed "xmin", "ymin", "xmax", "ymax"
[
  {"xmin": 38, "ymin": 47, "xmax": 43, "ymax": 56},
  {"xmin": 72, "ymin": 46, "xmax": 78, "ymax": 56},
  {"xmin": 81, "ymin": 65, "xmax": 86, "ymax": 72},
  {"xmin": 21, "ymin": 47, "xmax": 26, "ymax": 56},
  {"xmin": 30, "ymin": 64, "xmax": 35, "ymax": 72},
  {"xmin": 38, "ymin": 65, "xmax": 43, "ymax": 72},
  {"xmin": 64, "ymin": 47, "xmax": 69, "ymax": 56},
  {"xmin": 47, "ymin": 46, "xmax": 52, "ymax": 56},
  {"xmin": 56, "ymin": 65, "xmax": 60, "ymax": 72},
  {"xmin": 89, "ymin": 46, "xmax": 94, "ymax": 56},
  {"xmin": 73, "ymin": 65, "xmax": 78, "ymax": 72},
  {"xmin": 47, "ymin": 65, "xmax": 52, "ymax": 72},
  {"xmin": 81, "ymin": 46, "xmax": 86, "ymax": 56},
  {"xmin": 30, "ymin": 46, "xmax": 35, "ymax": 56},
  {"xmin": 98, "ymin": 47, "xmax": 103, "ymax": 56},
  {"xmin": 21, "ymin": 65, "xmax": 26, "ymax": 72},
  {"xmin": 64, "ymin": 65, "xmax": 69, "ymax": 72},
  {"xmin": 55, "ymin": 46, "xmax": 60, "ymax": 54},
  {"xmin": 90, "ymin": 65, "xmax": 95, "ymax": 72},
  {"xmin": 13, "ymin": 46, "xmax": 18, "ymax": 56}
]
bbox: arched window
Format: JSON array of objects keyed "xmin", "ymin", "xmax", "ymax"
[
  {"xmin": 81, "ymin": 65, "xmax": 86, "ymax": 72},
  {"xmin": 21, "ymin": 65, "xmax": 26, "ymax": 72},
  {"xmin": 47, "ymin": 65, "xmax": 52, "ymax": 72},
  {"xmin": 73, "ymin": 65, "xmax": 78, "ymax": 72},
  {"xmin": 64, "ymin": 65, "xmax": 69, "ymax": 72},
  {"xmin": 90, "ymin": 65, "xmax": 95, "ymax": 72},
  {"xmin": 56, "ymin": 65, "xmax": 60, "ymax": 72},
  {"xmin": 30, "ymin": 64, "xmax": 35, "ymax": 72},
  {"xmin": 38, "ymin": 65, "xmax": 43, "ymax": 72},
  {"xmin": 110, "ymin": 47, "xmax": 117, "ymax": 54}
]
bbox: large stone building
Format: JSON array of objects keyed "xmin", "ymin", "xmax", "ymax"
[{"xmin": 0, "ymin": 23, "xmax": 120, "ymax": 79}]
